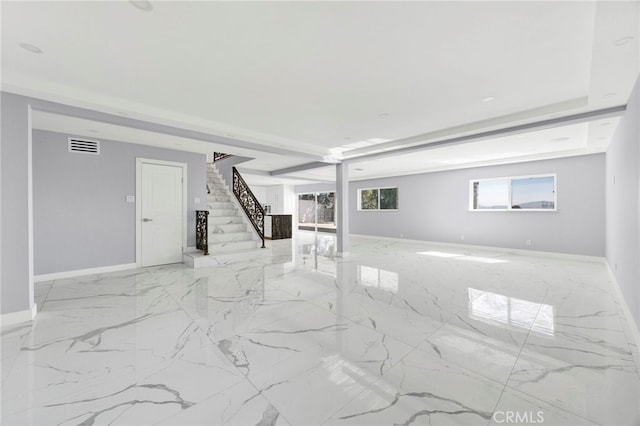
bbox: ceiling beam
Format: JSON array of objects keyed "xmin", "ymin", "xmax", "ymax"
[
  {"xmin": 29, "ymin": 98, "xmax": 327, "ymax": 162},
  {"xmin": 270, "ymin": 161, "xmax": 333, "ymax": 176},
  {"xmin": 345, "ymin": 105, "xmax": 626, "ymax": 164}
]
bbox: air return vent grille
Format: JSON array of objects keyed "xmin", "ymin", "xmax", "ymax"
[{"xmin": 68, "ymin": 138, "xmax": 100, "ymax": 155}]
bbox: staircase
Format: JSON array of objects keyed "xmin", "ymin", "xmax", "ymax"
[{"xmin": 183, "ymin": 165, "xmax": 267, "ymax": 267}]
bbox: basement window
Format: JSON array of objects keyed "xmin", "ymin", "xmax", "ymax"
[
  {"xmin": 470, "ymin": 174, "xmax": 556, "ymax": 211},
  {"xmin": 358, "ymin": 187, "xmax": 398, "ymax": 210}
]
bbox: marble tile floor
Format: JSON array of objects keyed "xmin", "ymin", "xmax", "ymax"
[{"xmin": 1, "ymin": 231, "xmax": 639, "ymax": 425}]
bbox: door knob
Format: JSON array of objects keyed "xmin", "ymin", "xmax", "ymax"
[{"xmin": 142, "ymin": 218, "xmax": 153, "ymax": 222}]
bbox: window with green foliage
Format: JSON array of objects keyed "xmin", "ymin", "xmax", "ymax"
[
  {"xmin": 360, "ymin": 189, "xmax": 379, "ymax": 209},
  {"xmin": 358, "ymin": 187, "xmax": 398, "ymax": 210},
  {"xmin": 380, "ymin": 188, "xmax": 398, "ymax": 209}
]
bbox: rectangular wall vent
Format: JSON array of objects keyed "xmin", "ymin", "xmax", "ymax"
[{"xmin": 68, "ymin": 138, "xmax": 100, "ymax": 155}]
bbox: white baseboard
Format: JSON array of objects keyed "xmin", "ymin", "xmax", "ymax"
[
  {"xmin": 1, "ymin": 303, "xmax": 37, "ymax": 326},
  {"xmin": 604, "ymin": 260, "xmax": 640, "ymax": 352},
  {"xmin": 349, "ymin": 233, "xmax": 604, "ymax": 263},
  {"xmin": 34, "ymin": 263, "xmax": 137, "ymax": 282}
]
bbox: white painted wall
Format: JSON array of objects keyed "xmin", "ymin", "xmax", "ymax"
[
  {"xmin": 283, "ymin": 185, "xmax": 296, "ymax": 215},
  {"xmin": 250, "ymin": 186, "xmax": 268, "ymax": 206},
  {"xmin": 265, "ymin": 185, "xmax": 295, "ymax": 215}
]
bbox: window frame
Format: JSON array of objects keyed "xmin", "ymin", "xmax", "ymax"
[
  {"xmin": 469, "ymin": 173, "xmax": 557, "ymax": 212},
  {"xmin": 357, "ymin": 186, "xmax": 399, "ymax": 211}
]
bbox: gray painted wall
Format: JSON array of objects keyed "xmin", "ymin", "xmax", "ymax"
[
  {"xmin": 349, "ymin": 154, "xmax": 606, "ymax": 256},
  {"xmin": 33, "ymin": 130, "xmax": 206, "ymax": 275},
  {"xmin": 606, "ymin": 76, "xmax": 640, "ymax": 329},
  {"xmin": 214, "ymin": 155, "xmax": 254, "ymax": 190},
  {"xmin": 1, "ymin": 92, "xmax": 33, "ymax": 315},
  {"xmin": 1, "ymin": 91, "xmax": 224, "ymax": 315}
]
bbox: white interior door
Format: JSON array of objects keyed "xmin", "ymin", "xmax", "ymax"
[{"xmin": 140, "ymin": 162, "xmax": 184, "ymax": 267}]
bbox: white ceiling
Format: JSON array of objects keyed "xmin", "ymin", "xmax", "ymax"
[{"xmin": 3, "ymin": 1, "xmax": 639, "ymax": 186}]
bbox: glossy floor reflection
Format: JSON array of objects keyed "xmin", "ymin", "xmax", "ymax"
[{"xmin": 2, "ymin": 231, "xmax": 639, "ymax": 425}]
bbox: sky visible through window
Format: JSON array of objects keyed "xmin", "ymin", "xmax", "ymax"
[
  {"xmin": 476, "ymin": 179, "xmax": 509, "ymax": 209},
  {"xmin": 511, "ymin": 176, "xmax": 555, "ymax": 209},
  {"xmin": 474, "ymin": 175, "xmax": 555, "ymax": 210}
]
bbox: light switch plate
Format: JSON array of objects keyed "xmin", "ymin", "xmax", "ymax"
[
  {"xmin": 126, "ymin": 195, "xmax": 135, "ymax": 203},
  {"xmin": 194, "ymin": 197, "xmax": 201, "ymax": 204}
]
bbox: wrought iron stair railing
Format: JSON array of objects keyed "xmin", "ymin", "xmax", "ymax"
[
  {"xmin": 195, "ymin": 210, "xmax": 209, "ymax": 255},
  {"xmin": 213, "ymin": 152, "xmax": 232, "ymax": 162},
  {"xmin": 232, "ymin": 167, "xmax": 265, "ymax": 248}
]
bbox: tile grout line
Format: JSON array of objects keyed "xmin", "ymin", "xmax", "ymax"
[
  {"xmin": 489, "ymin": 285, "xmax": 603, "ymax": 426},
  {"xmin": 36, "ymin": 279, "xmax": 56, "ymax": 312},
  {"xmin": 145, "ymin": 267, "xmax": 261, "ymax": 425},
  {"xmin": 149, "ymin": 265, "xmax": 297, "ymax": 426},
  {"xmin": 485, "ymin": 285, "xmax": 550, "ymax": 426}
]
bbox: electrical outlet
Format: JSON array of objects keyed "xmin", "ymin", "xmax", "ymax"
[
  {"xmin": 526, "ymin": 239, "xmax": 532, "ymax": 246},
  {"xmin": 460, "ymin": 235, "xmax": 465, "ymax": 241}
]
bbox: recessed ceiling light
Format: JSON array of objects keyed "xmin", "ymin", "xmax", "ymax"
[
  {"xmin": 378, "ymin": 113, "xmax": 389, "ymax": 119},
  {"xmin": 117, "ymin": 111, "xmax": 129, "ymax": 116},
  {"xmin": 354, "ymin": 168, "xmax": 364, "ymax": 171},
  {"xmin": 550, "ymin": 137, "xmax": 570, "ymax": 142},
  {"xmin": 598, "ymin": 137, "xmax": 606, "ymax": 140},
  {"xmin": 614, "ymin": 36, "xmax": 634, "ymax": 46},
  {"xmin": 481, "ymin": 96, "xmax": 495, "ymax": 102},
  {"xmin": 601, "ymin": 122, "xmax": 611, "ymax": 126},
  {"xmin": 130, "ymin": 0, "xmax": 153, "ymax": 11},
  {"xmin": 19, "ymin": 42, "xmax": 43, "ymax": 54},
  {"xmin": 88, "ymin": 129, "xmax": 99, "ymax": 133},
  {"xmin": 603, "ymin": 93, "xmax": 616, "ymax": 98}
]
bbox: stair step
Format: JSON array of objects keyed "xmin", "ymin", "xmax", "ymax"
[
  {"xmin": 210, "ymin": 223, "xmax": 247, "ymax": 233},
  {"xmin": 208, "ymin": 240, "xmax": 259, "ymax": 253},
  {"xmin": 208, "ymin": 195, "xmax": 231, "ymax": 202},
  {"xmin": 209, "ymin": 232, "xmax": 253, "ymax": 243},
  {"xmin": 208, "ymin": 201, "xmax": 234, "ymax": 209},
  {"xmin": 209, "ymin": 208, "xmax": 238, "ymax": 216},
  {"xmin": 200, "ymin": 165, "xmax": 260, "ymax": 261},
  {"xmin": 208, "ymin": 216, "xmax": 243, "ymax": 225},
  {"xmin": 183, "ymin": 247, "xmax": 268, "ymax": 268}
]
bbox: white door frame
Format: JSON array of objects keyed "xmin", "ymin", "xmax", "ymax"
[{"xmin": 135, "ymin": 158, "xmax": 188, "ymax": 267}]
